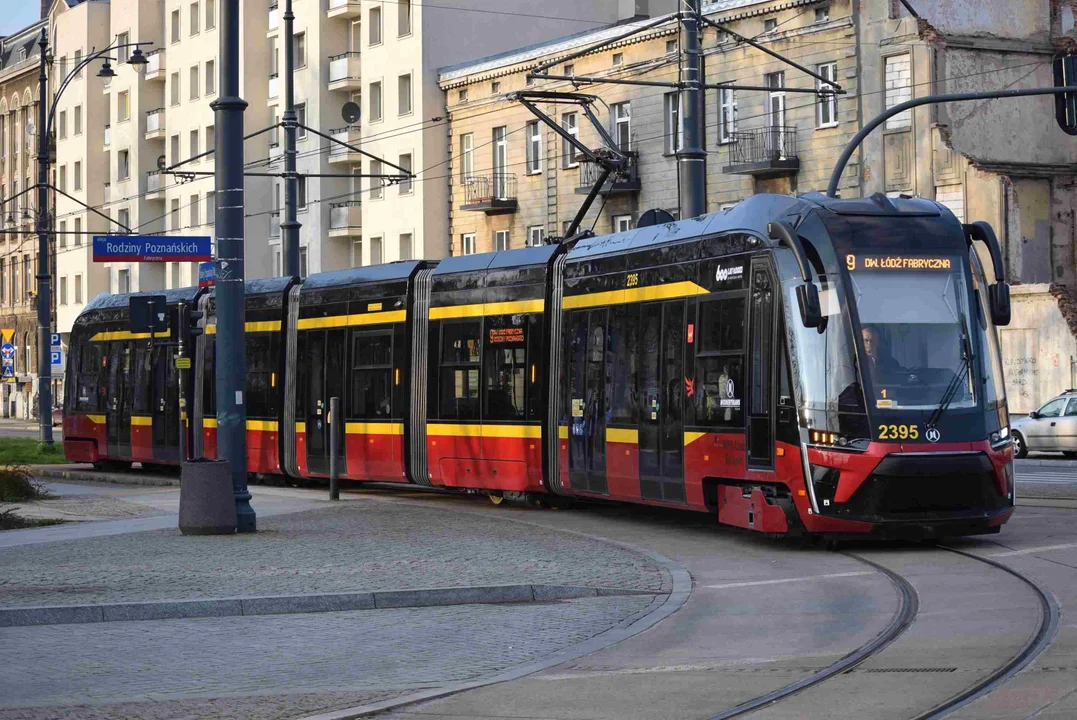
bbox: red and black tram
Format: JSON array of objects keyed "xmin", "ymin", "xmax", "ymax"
[{"xmin": 64, "ymin": 192, "xmax": 1016, "ymax": 537}]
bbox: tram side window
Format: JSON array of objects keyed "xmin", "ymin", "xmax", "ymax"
[
  {"xmin": 695, "ymin": 298, "xmax": 746, "ymax": 428},
  {"xmin": 351, "ymin": 330, "xmax": 393, "ymax": 418},
  {"xmin": 246, "ymin": 335, "xmax": 273, "ymax": 418},
  {"xmin": 484, "ymin": 317, "xmax": 527, "ymax": 421},
  {"xmin": 439, "ymin": 321, "xmax": 481, "ymax": 420},
  {"xmin": 203, "ymin": 334, "xmax": 216, "ymax": 417},
  {"xmin": 610, "ymin": 305, "xmax": 639, "ymax": 424},
  {"xmin": 75, "ymin": 342, "xmax": 104, "ymax": 412},
  {"xmin": 131, "ymin": 345, "xmax": 154, "ymax": 414}
]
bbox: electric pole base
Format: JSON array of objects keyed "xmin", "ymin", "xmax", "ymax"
[{"xmin": 179, "ymin": 459, "xmax": 238, "ymax": 535}]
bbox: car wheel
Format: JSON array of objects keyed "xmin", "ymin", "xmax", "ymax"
[{"xmin": 1013, "ymin": 431, "xmax": 1028, "ymax": 459}]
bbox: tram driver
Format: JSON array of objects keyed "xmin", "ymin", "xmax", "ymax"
[{"xmin": 861, "ymin": 325, "xmax": 901, "ymax": 383}]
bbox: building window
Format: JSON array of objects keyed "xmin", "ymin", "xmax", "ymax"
[
  {"xmin": 460, "ymin": 133, "xmax": 473, "ymax": 180},
  {"xmin": 190, "ymin": 2, "xmax": 200, "ymax": 34},
  {"xmin": 764, "ymin": 18, "xmax": 777, "ymax": 32},
  {"xmin": 171, "ymin": 72, "xmax": 180, "ymax": 105},
  {"xmin": 297, "ymin": 175, "xmax": 307, "ymax": 208},
  {"xmin": 885, "ymin": 54, "xmax": 912, "ymax": 129},
  {"xmin": 664, "ymin": 92, "xmax": 682, "ymax": 154},
  {"xmin": 206, "ymin": 0, "xmax": 215, "ymax": 30},
  {"xmin": 369, "ymin": 81, "xmax": 382, "ymax": 122},
  {"xmin": 74, "ymin": 217, "xmax": 81, "ymax": 245},
  {"xmin": 564, "ymin": 63, "xmax": 574, "ymax": 76},
  {"xmin": 299, "ymin": 247, "xmax": 308, "ymax": 278},
  {"xmin": 118, "ymin": 209, "xmax": 129, "ymax": 231},
  {"xmin": 765, "ymin": 71, "xmax": 786, "ymax": 133},
  {"xmin": 74, "ymin": 161, "xmax": 81, "ymax": 191},
  {"xmin": 399, "ymin": 153, "xmax": 412, "ymax": 194},
  {"xmin": 274, "ymin": 250, "xmax": 281, "ymax": 276},
  {"xmin": 398, "ymin": 73, "xmax": 412, "ymax": 115},
  {"xmin": 612, "ymin": 52, "xmax": 623, "ymax": 66},
  {"xmin": 492, "ymin": 126, "xmax": 507, "ymax": 197},
  {"xmin": 526, "ymin": 121, "xmax": 541, "ymax": 174},
  {"xmin": 817, "ymin": 62, "xmax": 838, "ymax": 127},
  {"xmin": 613, "ymin": 214, "xmax": 632, "ymax": 233},
  {"xmin": 351, "ymin": 239, "xmax": 362, "ymax": 267},
  {"xmin": 58, "ymin": 111, "xmax": 67, "ymax": 140},
  {"xmin": 171, "ymin": 262, "xmax": 181, "ymax": 289},
  {"xmin": 294, "ymin": 32, "xmax": 307, "ymax": 68},
  {"xmin": 24, "ymin": 256, "xmax": 31, "ymax": 297},
  {"xmin": 190, "ymin": 193, "xmax": 200, "ymax": 226},
  {"xmin": 74, "ymin": 105, "xmax": 82, "ymax": 135},
  {"xmin": 171, "ymin": 10, "xmax": 181, "ymax": 42},
  {"xmin": 73, "ymin": 49, "xmax": 82, "ymax": 78},
  {"xmin": 369, "ymin": 6, "xmax": 382, "ymax": 45},
  {"xmin": 206, "ymin": 60, "xmax": 216, "ymax": 94},
  {"xmin": 718, "ymin": 87, "xmax": 736, "ymax": 143},
  {"xmin": 117, "ymin": 32, "xmax": 130, "ymax": 61},
  {"xmin": 458, "ymin": 88, "xmax": 468, "ymax": 103},
  {"xmin": 171, "ymin": 134, "xmax": 180, "ymax": 163},
  {"xmin": 491, "ymin": 80, "xmax": 501, "ymax": 94},
  {"xmin": 60, "ymin": 276, "xmax": 67, "ymax": 306},
  {"xmin": 75, "ymin": 274, "xmax": 83, "ymax": 304},
  {"xmin": 528, "ymin": 226, "xmax": 544, "ymax": 247},
  {"xmin": 370, "ymin": 237, "xmax": 382, "ymax": 265},
  {"xmin": 206, "ymin": 191, "xmax": 215, "ymax": 223},
  {"xmin": 296, "ymin": 103, "xmax": 307, "ymax": 138},
  {"xmin": 171, "ymin": 198, "xmax": 181, "ymax": 230},
  {"xmin": 370, "ymin": 159, "xmax": 383, "ymax": 199},
  {"xmin": 190, "ymin": 128, "xmax": 199, "ymax": 159},
  {"xmin": 666, "ymin": 39, "xmax": 677, "ymax": 54},
  {"xmin": 118, "ymin": 269, "xmax": 131, "ymax": 294},
  {"xmin": 206, "ymin": 124, "xmax": 215, "ymax": 153},
  {"xmin": 398, "ymin": 0, "xmax": 412, "ymax": 36},
  {"xmin": 0, "ymin": 259, "xmax": 5, "ymax": 304},
  {"xmin": 118, "ymin": 150, "xmax": 130, "ymax": 181},
  {"xmin": 270, "ymin": 36, "xmax": 279, "ymax": 75},
  {"xmin": 461, "ymin": 233, "xmax": 476, "ymax": 255},
  {"xmin": 494, "ymin": 230, "xmax": 509, "ymax": 251},
  {"xmin": 561, "ymin": 112, "xmax": 578, "ymax": 168},
  {"xmin": 59, "ymin": 221, "xmax": 67, "ymax": 248},
  {"xmin": 399, "ymin": 233, "xmax": 412, "ymax": 260},
  {"xmin": 190, "ymin": 65, "xmax": 200, "ymax": 99},
  {"xmin": 612, "ymin": 101, "xmax": 631, "ymax": 151},
  {"xmin": 59, "ymin": 165, "xmax": 67, "ymax": 192},
  {"xmin": 118, "ymin": 91, "xmax": 130, "ymax": 121},
  {"xmin": 815, "ymin": 3, "xmax": 830, "ymax": 22}
]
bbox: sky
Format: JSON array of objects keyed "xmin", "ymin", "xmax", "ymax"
[{"xmin": 0, "ymin": 2, "xmax": 41, "ymax": 38}]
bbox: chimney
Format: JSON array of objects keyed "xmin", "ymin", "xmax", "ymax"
[
  {"xmin": 618, "ymin": 0, "xmax": 649, "ymax": 21},
  {"xmin": 40, "ymin": 0, "xmax": 50, "ymax": 21}
]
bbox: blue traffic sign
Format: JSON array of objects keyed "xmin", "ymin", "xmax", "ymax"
[
  {"xmin": 198, "ymin": 261, "xmax": 216, "ymax": 287},
  {"xmin": 1, "ymin": 365, "xmax": 12, "ymax": 379},
  {"xmin": 93, "ymin": 235, "xmax": 212, "ymax": 263},
  {"xmin": 50, "ymin": 351, "xmax": 63, "ymax": 366},
  {"xmin": 0, "ymin": 343, "xmax": 14, "ymax": 361},
  {"xmin": 50, "ymin": 333, "xmax": 61, "ymax": 347}
]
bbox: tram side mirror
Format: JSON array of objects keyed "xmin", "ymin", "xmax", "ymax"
[
  {"xmin": 989, "ymin": 282, "xmax": 1011, "ymax": 326},
  {"xmin": 796, "ymin": 282, "xmax": 822, "ymax": 328}
]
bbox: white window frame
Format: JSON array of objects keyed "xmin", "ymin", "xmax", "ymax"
[
  {"xmin": 494, "ymin": 230, "xmax": 509, "ymax": 252},
  {"xmin": 369, "ymin": 81, "xmax": 383, "ymax": 123},
  {"xmin": 369, "ymin": 6, "xmax": 382, "ymax": 46},
  {"xmin": 718, "ymin": 87, "xmax": 736, "ymax": 144},
  {"xmin": 816, "ymin": 62, "xmax": 838, "ymax": 127},
  {"xmin": 664, "ymin": 92, "xmax": 682, "ymax": 155},
  {"xmin": 528, "ymin": 225, "xmax": 544, "ymax": 247},
  {"xmin": 562, "ymin": 112, "xmax": 579, "ymax": 168},
  {"xmin": 460, "ymin": 133, "xmax": 474, "ymax": 181},
  {"xmin": 613, "ymin": 214, "xmax": 632, "ymax": 233},
  {"xmin": 526, "ymin": 121, "xmax": 541, "ymax": 175},
  {"xmin": 461, "ymin": 233, "xmax": 476, "ymax": 255},
  {"xmin": 398, "ymin": 73, "xmax": 412, "ymax": 116},
  {"xmin": 612, "ymin": 102, "xmax": 631, "ymax": 151}
]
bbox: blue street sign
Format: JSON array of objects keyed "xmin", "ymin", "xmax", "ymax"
[
  {"xmin": 0, "ymin": 343, "xmax": 14, "ymax": 361},
  {"xmin": 50, "ymin": 351, "xmax": 63, "ymax": 367},
  {"xmin": 93, "ymin": 235, "xmax": 212, "ymax": 262},
  {"xmin": 50, "ymin": 333, "xmax": 61, "ymax": 348},
  {"xmin": 198, "ymin": 261, "xmax": 216, "ymax": 287},
  {"xmin": 1, "ymin": 365, "xmax": 12, "ymax": 379}
]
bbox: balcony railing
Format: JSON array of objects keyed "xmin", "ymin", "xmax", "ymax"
[
  {"xmin": 330, "ymin": 200, "xmax": 362, "ymax": 235},
  {"xmin": 268, "ymin": 3, "xmax": 279, "ymax": 31},
  {"xmin": 460, "ymin": 173, "xmax": 518, "ymax": 214},
  {"xmin": 145, "ymin": 108, "xmax": 164, "ymax": 135},
  {"xmin": 722, "ymin": 125, "xmax": 800, "ymax": 176},
  {"xmin": 328, "ymin": 52, "xmax": 361, "ymax": 87},
  {"xmin": 270, "ymin": 214, "xmax": 281, "ymax": 237},
  {"xmin": 576, "ymin": 151, "xmax": 641, "ymax": 195},
  {"xmin": 146, "ymin": 170, "xmax": 162, "ymax": 193},
  {"xmin": 103, "ymin": 124, "xmax": 110, "ymax": 147},
  {"xmin": 268, "ymin": 73, "xmax": 279, "ymax": 100},
  {"xmin": 328, "ymin": 125, "xmax": 361, "ymax": 157},
  {"xmin": 145, "ymin": 48, "xmax": 164, "ymax": 77}
]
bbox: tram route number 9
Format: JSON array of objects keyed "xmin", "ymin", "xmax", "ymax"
[{"xmin": 877, "ymin": 424, "xmax": 919, "ymax": 440}]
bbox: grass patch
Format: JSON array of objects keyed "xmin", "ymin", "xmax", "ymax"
[
  {"xmin": 0, "ymin": 438, "xmax": 66, "ymax": 465},
  {"xmin": 0, "ymin": 508, "xmax": 66, "ymax": 530}
]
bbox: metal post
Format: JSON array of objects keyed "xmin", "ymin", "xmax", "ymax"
[
  {"xmin": 281, "ymin": 0, "xmax": 301, "ymax": 277},
  {"xmin": 213, "ymin": 0, "xmax": 255, "ymax": 531},
  {"xmin": 329, "ymin": 396, "xmax": 340, "ymax": 500},
  {"xmin": 35, "ymin": 28, "xmax": 53, "ymax": 446},
  {"xmin": 677, "ymin": 0, "xmax": 706, "ymax": 220}
]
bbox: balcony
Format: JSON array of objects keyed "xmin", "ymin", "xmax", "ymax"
[
  {"xmin": 327, "ymin": 125, "xmax": 362, "ymax": 164},
  {"xmin": 270, "ymin": 214, "xmax": 281, "ymax": 238},
  {"xmin": 327, "ymin": 0, "xmax": 362, "ymax": 19},
  {"xmin": 328, "ymin": 52, "xmax": 361, "ymax": 92},
  {"xmin": 722, "ymin": 126, "xmax": 800, "ymax": 177},
  {"xmin": 267, "ymin": 3, "xmax": 279, "ymax": 34},
  {"xmin": 575, "ymin": 152, "xmax": 641, "ymax": 195},
  {"xmin": 329, "ymin": 201, "xmax": 362, "ymax": 237},
  {"xmin": 460, "ymin": 174, "xmax": 518, "ymax": 214},
  {"xmin": 268, "ymin": 73, "xmax": 279, "ymax": 104},
  {"xmin": 145, "ymin": 108, "xmax": 165, "ymax": 140},
  {"xmin": 145, "ymin": 49, "xmax": 165, "ymax": 81},
  {"xmin": 103, "ymin": 124, "xmax": 110, "ymax": 149},
  {"xmin": 146, "ymin": 170, "xmax": 164, "ymax": 199}
]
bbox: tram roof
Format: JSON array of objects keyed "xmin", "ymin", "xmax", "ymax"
[
  {"xmin": 82, "ymin": 286, "xmax": 201, "ymax": 313},
  {"xmin": 300, "ymin": 261, "xmax": 428, "ymax": 291},
  {"xmin": 432, "ymin": 245, "xmax": 560, "ymax": 276}
]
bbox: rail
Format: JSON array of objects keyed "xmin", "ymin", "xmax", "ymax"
[
  {"xmin": 463, "ymin": 173, "xmax": 517, "ymax": 204},
  {"xmin": 726, "ymin": 125, "xmax": 798, "ymax": 165}
]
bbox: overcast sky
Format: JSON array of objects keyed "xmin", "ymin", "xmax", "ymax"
[{"xmin": 0, "ymin": 4, "xmax": 41, "ymax": 39}]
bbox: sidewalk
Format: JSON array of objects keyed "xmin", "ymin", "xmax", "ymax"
[{"xmin": 0, "ymin": 480, "xmax": 683, "ymax": 720}]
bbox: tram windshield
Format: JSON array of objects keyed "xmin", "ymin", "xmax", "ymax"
[{"xmin": 846, "ymin": 255, "xmax": 974, "ymax": 411}]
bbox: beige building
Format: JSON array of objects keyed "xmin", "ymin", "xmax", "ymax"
[
  {"xmin": 438, "ymin": 0, "xmax": 858, "ymax": 254},
  {"xmin": 0, "ymin": 19, "xmax": 46, "ymax": 418}
]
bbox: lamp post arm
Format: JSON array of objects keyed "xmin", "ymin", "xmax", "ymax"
[{"xmin": 46, "ymin": 42, "xmax": 153, "ymax": 139}]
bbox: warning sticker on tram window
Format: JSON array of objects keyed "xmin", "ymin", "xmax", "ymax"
[
  {"xmin": 572, "ymin": 398, "xmax": 584, "ymax": 417},
  {"xmin": 876, "ymin": 398, "xmax": 894, "ymax": 408},
  {"xmin": 368, "ymin": 302, "xmax": 383, "ymax": 312},
  {"xmin": 846, "ymin": 254, "xmax": 953, "ymax": 271},
  {"xmin": 720, "ymin": 399, "xmax": 741, "ymax": 408},
  {"xmin": 489, "ymin": 327, "xmax": 524, "ymax": 344}
]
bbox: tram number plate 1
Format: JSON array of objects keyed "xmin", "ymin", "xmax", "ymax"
[{"xmin": 175, "ymin": 357, "xmax": 192, "ymax": 369}]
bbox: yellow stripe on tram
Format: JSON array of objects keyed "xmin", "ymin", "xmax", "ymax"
[
  {"xmin": 606, "ymin": 428, "xmax": 639, "ymax": 444},
  {"xmin": 247, "ymin": 420, "xmax": 279, "ymax": 432},
  {"xmin": 429, "ymin": 298, "xmax": 544, "ymax": 320},
  {"xmin": 427, "ymin": 423, "xmax": 542, "ymax": 439},
  {"xmin": 563, "ymin": 281, "xmax": 710, "ymax": 310},
  {"xmin": 684, "ymin": 431, "xmax": 707, "ymax": 447},
  {"xmin": 87, "ymin": 414, "xmax": 106, "ymax": 424},
  {"xmin": 202, "ymin": 418, "xmax": 218, "ymax": 429},
  {"xmin": 205, "ymin": 320, "xmax": 282, "ymax": 335},
  {"xmin": 345, "ymin": 422, "xmax": 404, "ymax": 436},
  {"xmin": 90, "ymin": 330, "xmax": 171, "ymax": 342},
  {"xmin": 297, "ymin": 310, "xmax": 407, "ymax": 330},
  {"xmin": 130, "ymin": 416, "xmax": 153, "ymax": 426}
]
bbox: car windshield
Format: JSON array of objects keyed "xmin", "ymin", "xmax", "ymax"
[{"xmin": 847, "ymin": 255, "xmax": 975, "ymax": 411}]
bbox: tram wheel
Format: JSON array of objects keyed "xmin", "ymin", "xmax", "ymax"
[{"xmin": 487, "ymin": 493, "xmax": 505, "ymax": 505}]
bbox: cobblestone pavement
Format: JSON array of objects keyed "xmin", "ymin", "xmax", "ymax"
[
  {"xmin": 0, "ymin": 501, "xmax": 666, "ymax": 607},
  {"xmin": 0, "ymin": 595, "xmax": 654, "ymax": 718}
]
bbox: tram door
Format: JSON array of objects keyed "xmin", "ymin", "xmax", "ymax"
[
  {"xmin": 304, "ymin": 329, "xmax": 347, "ymax": 476},
  {"xmin": 151, "ymin": 345, "xmax": 180, "ymax": 461},
  {"xmin": 567, "ymin": 309, "xmax": 609, "ymax": 494},
  {"xmin": 747, "ymin": 262, "xmax": 776, "ymax": 469},
  {"xmin": 105, "ymin": 342, "xmax": 132, "ymax": 458},
  {"xmin": 638, "ymin": 301, "xmax": 686, "ymax": 502}
]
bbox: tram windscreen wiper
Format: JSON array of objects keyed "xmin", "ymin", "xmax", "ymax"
[{"xmin": 926, "ymin": 314, "xmax": 973, "ymax": 430}]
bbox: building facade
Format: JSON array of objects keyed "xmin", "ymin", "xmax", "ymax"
[{"xmin": 0, "ymin": 20, "xmax": 46, "ymax": 418}]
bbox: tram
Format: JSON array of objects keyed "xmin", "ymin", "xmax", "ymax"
[{"xmin": 64, "ymin": 192, "xmax": 1016, "ymax": 537}]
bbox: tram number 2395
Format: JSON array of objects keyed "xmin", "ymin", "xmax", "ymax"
[{"xmin": 877, "ymin": 424, "xmax": 919, "ymax": 440}]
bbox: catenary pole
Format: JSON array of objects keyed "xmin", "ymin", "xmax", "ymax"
[
  {"xmin": 677, "ymin": 0, "xmax": 706, "ymax": 220},
  {"xmin": 213, "ymin": 0, "xmax": 256, "ymax": 532},
  {"xmin": 281, "ymin": 0, "xmax": 300, "ymax": 277},
  {"xmin": 35, "ymin": 28, "xmax": 53, "ymax": 446}
]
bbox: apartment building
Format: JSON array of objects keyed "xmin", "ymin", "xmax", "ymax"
[
  {"xmin": 0, "ymin": 19, "xmax": 45, "ymax": 418},
  {"xmin": 438, "ymin": 0, "xmax": 857, "ymax": 254}
]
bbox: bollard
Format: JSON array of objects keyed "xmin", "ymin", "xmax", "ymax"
[
  {"xmin": 179, "ymin": 458, "xmax": 238, "ymax": 535},
  {"xmin": 329, "ymin": 396, "xmax": 340, "ymax": 500}
]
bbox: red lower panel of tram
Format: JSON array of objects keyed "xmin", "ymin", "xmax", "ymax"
[
  {"xmin": 427, "ymin": 426, "xmax": 543, "ymax": 492},
  {"xmin": 63, "ymin": 413, "xmax": 106, "ymax": 463},
  {"xmin": 201, "ymin": 424, "xmax": 281, "ymax": 475},
  {"xmin": 342, "ymin": 429, "xmax": 407, "ymax": 482}
]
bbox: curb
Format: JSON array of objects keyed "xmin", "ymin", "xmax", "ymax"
[
  {"xmin": 0, "ymin": 584, "xmax": 655, "ymax": 628},
  {"xmin": 32, "ymin": 466, "xmax": 179, "ymax": 486},
  {"xmin": 1016, "ymin": 458, "xmax": 1077, "ymax": 470}
]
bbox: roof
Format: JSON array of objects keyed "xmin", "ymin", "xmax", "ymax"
[
  {"xmin": 82, "ymin": 286, "xmax": 202, "ymax": 313},
  {"xmin": 0, "ymin": 19, "xmax": 44, "ymax": 81},
  {"xmin": 300, "ymin": 261, "xmax": 426, "ymax": 290},
  {"xmin": 432, "ymin": 245, "xmax": 559, "ymax": 276},
  {"xmin": 438, "ymin": 0, "xmax": 769, "ymax": 83}
]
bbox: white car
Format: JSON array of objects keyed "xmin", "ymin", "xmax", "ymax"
[{"xmin": 1011, "ymin": 391, "xmax": 1077, "ymax": 458}]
